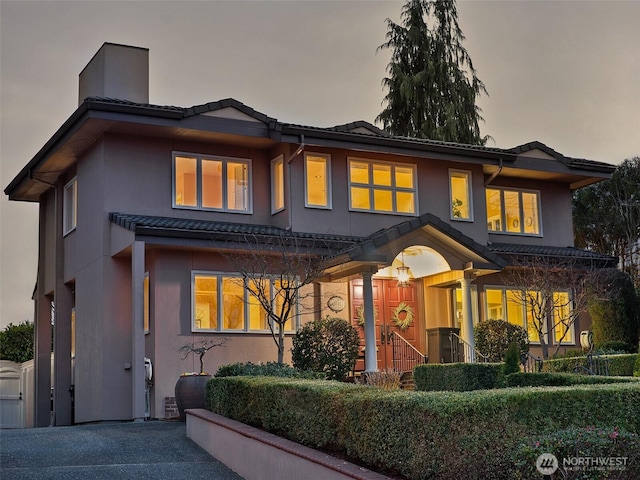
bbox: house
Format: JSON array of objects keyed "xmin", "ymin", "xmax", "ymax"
[{"xmin": 5, "ymin": 43, "xmax": 617, "ymax": 426}]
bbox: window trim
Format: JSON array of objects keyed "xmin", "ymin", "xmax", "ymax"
[
  {"xmin": 172, "ymin": 152, "xmax": 253, "ymax": 214},
  {"xmin": 143, "ymin": 272, "xmax": 150, "ymax": 334},
  {"xmin": 271, "ymin": 154, "xmax": 285, "ymax": 214},
  {"xmin": 63, "ymin": 177, "xmax": 77, "ymax": 236},
  {"xmin": 449, "ymin": 169, "xmax": 473, "ymax": 222},
  {"xmin": 552, "ymin": 290, "xmax": 575, "ymax": 345},
  {"xmin": 191, "ymin": 271, "xmax": 299, "ymax": 333},
  {"xmin": 484, "ymin": 286, "xmax": 548, "ymax": 344},
  {"xmin": 304, "ymin": 152, "xmax": 332, "ymax": 209},
  {"xmin": 485, "ymin": 187, "xmax": 542, "ymax": 236},
  {"xmin": 347, "ymin": 157, "xmax": 418, "ymax": 216}
]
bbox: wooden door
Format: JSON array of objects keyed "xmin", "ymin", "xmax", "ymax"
[{"xmin": 351, "ymin": 279, "xmax": 420, "ymax": 371}]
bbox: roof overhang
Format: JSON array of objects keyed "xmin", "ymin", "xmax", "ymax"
[{"xmin": 5, "ymin": 99, "xmax": 280, "ymax": 202}]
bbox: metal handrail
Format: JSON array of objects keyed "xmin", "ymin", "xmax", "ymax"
[
  {"xmin": 390, "ymin": 331, "xmax": 428, "ymax": 373},
  {"xmin": 573, "ymin": 352, "xmax": 610, "ymax": 376},
  {"xmin": 520, "ymin": 351, "xmax": 543, "ymax": 372},
  {"xmin": 449, "ymin": 332, "xmax": 489, "ymax": 363}
]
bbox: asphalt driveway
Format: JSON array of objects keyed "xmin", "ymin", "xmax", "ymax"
[{"xmin": 0, "ymin": 420, "xmax": 244, "ymax": 480}]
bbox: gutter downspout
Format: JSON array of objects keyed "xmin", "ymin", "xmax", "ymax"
[
  {"xmin": 286, "ymin": 135, "xmax": 305, "ymax": 231},
  {"xmin": 484, "ymin": 158, "xmax": 503, "ymax": 186}
]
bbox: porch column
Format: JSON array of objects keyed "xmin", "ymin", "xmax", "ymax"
[
  {"xmin": 53, "ymin": 183, "xmax": 72, "ymax": 426},
  {"xmin": 459, "ymin": 277, "xmax": 475, "ymax": 362},
  {"xmin": 131, "ymin": 241, "xmax": 146, "ymax": 421},
  {"xmin": 34, "ymin": 200, "xmax": 52, "ymax": 427},
  {"xmin": 362, "ymin": 272, "xmax": 378, "ymax": 372}
]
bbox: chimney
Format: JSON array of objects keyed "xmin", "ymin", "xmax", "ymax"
[{"xmin": 79, "ymin": 43, "xmax": 149, "ymax": 106}]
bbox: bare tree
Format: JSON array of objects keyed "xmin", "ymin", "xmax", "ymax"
[
  {"xmin": 503, "ymin": 256, "xmax": 602, "ymax": 359},
  {"xmin": 179, "ymin": 337, "xmax": 229, "ymax": 374},
  {"xmin": 221, "ymin": 233, "xmax": 329, "ymax": 365}
]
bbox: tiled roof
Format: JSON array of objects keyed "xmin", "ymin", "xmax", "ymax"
[
  {"xmin": 488, "ymin": 243, "xmax": 617, "ymax": 266},
  {"xmin": 329, "ymin": 213, "xmax": 507, "ymax": 268},
  {"xmin": 79, "ymin": 98, "xmax": 614, "ymax": 171},
  {"xmin": 507, "ymin": 141, "xmax": 616, "ymax": 173},
  {"xmin": 109, "ymin": 213, "xmax": 361, "ymax": 252}
]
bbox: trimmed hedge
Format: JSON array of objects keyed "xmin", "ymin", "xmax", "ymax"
[
  {"xmin": 206, "ymin": 377, "xmax": 640, "ymax": 480},
  {"xmin": 413, "ymin": 362, "xmax": 503, "ymax": 391},
  {"xmin": 542, "ymin": 354, "xmax": 639, "ymax": 376},
  {"xmin": 513, "ymin": 426, "xmax": 640, "ymax": 480},
  {"xmin": 505, "ymin": 372, "xmax": 640, "ymax": 387},
  {"xmin": 214, "ymin": 361, "xmax": 322, "ymax": 379}
]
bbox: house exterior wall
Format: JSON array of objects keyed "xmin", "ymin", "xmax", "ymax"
[{"xmin": 36, "ymin": 128, "xmax": 594, "ymax": 422}]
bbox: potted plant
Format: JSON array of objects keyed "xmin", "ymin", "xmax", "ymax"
[{"xmin": 175, "ymin": 337, "xmax": 228, "ymax": 420}]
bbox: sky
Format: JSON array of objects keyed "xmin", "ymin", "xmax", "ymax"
[{"xmin": 1, "ymin": 0, "xmax": 639, "ymax": 330}]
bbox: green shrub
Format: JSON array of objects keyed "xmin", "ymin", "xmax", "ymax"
[
  {"xmin": 214, "ymin": 361, "xmax": 321, "ymax": 379},
  {"xmin": 596, "ymin": 339, "xmax": 634, "ymax": 353},
  {"xmin": 474, "ymin": 319, "xmax": 529, "ymax": 362},
  {"xmin": 505, "ymin": 372, "xmax": 639, "ymax": 387},
  {"xmin": 635, "ymin": 353, "xmax": 640, "ymax": 377},
  {"xmin": 502, "ymin": 341, "xmax": 521, "ymax": 377},
  {"xmin": 206, "ymin": 377, "xmax": 640, "ymax": 480},
  {"xmin": 542, "ymin": 354, "xmax": 639, "ymax": 376},
  {"xmin": 552, "ymin": 349, "xmax": 585, "ymax": 359},
  {"xmin": 589, "ymin": 269, "xmax": 640, "ymax": 349},
  {"xmin": 291, "ymin": 316, "xmax": 360, "ymax": 380},
  {"xmin": 0, "ymin": 322, "xmax": 34, "ymax": 363},
  {"xmin": 413, "ymin": 362, "xmax": 503, "ymax": 391},
  {"xmin": 513, "ymin": 426, "xmax": 640, "ymax": 479}
]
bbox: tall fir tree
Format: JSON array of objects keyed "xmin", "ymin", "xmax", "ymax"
[{"xmin": 377, "ymin": 0, "xmax": 489, "ymax": 145}]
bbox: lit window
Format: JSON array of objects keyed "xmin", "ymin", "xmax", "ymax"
[
  {"xmin": 63, "ymin": 177, "xmax": 77, "ymax": 235},
  {"xmin": 485, "ymin": 188, "xmax": 540, "ymax": 235},
  {"xmin": 553, "ymin": 291, "xmax": 574, "ymax": 344},
  {"xmin": 192, "ymin": 272, "xmax": 298, "ymax": 333},
  {"xmin": 449, "ymin": 170, "xmax": 472, "ymax": 221},
  {"xmin": 305, "ymin": 153, "xmax": 331, "ymax": 208},
  {"xmin": 348, "ymin": 158, "xmax": 416, "ymax": 214},
  {"xmin": 173, "ymin": 153, "xmax": 251, "ymax": 213},
  {"xmin": 143, "ymin": 273, "xmax": 150, "ymax": 334},
  {"xmin": 485, "ymin": 287, "xmax": 545, "ymax": 343},
  {"xmin": 271, "ymin": 155, "xmax": 285, "ymax": 213}
]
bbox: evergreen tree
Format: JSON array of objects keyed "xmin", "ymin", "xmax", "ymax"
[
  {"xmin": 377, "ymin": 0, "xmax": 489, "ymax": 144},
  {"xmin": 0, "ymin": 321, "xmax": 34, "ymax": 363}
]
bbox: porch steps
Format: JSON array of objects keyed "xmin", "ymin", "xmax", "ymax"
[{"xmin": 399, "ymin": 371, "xmax": 415, "ymax": 391}]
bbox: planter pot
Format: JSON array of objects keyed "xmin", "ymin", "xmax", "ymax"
[{"xmin": 175, "ymin": 374, "xmax": 211, "ymax": 421}]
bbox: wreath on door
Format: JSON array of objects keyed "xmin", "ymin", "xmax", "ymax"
[
  {"xmin": 392, "ymin": 302, "xmax": 414, "ymax": 330},
  {"xmin": 355, "ymin": 305, "xmax": 378, "ymax": 327}
]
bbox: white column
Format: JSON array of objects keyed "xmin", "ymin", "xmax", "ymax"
[
  {"xmin": 459, "ymin": 277, "xmax": 475, "ymax": 362},
  {"xmin": 132, "ymin": 241, "xmax": 146, "ymax": 421},
  {"xmin": 362, "ymin": 272, "xmax": 378, "ymax": 372}
]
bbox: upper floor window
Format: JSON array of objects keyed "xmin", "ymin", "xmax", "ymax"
[
  {"xmin": 192, "ymin": 271, "xmax": 297, "ymax": 333},
  {"xmin": 486, "ymin": 187, "xmax": 540, "ymax": 235},
  {"xmin": 271, "ymin": 155, "xmax": 284, "ymax": 214},
  {"xmin": 63, "ymin": 177, "xmax": 77, "ymax": 235},
  {"xmin": 173, "ymin": 153, "xmax": 251, "ymax": 213},
  {"xmin": 305, "ymin": 153, "xmax": 331, "ymax": 208},
  {"xmin": 449, "ymin": 169, "xmax": 473, "ymax": 221},
  {"xmin": 348, "ymin": 158, "xmax": 416, "ymax": 215}
]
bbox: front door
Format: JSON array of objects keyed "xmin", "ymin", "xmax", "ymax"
[{"xmin": 351, "ymin": 279, "xmax": 421, "ymax": 371}]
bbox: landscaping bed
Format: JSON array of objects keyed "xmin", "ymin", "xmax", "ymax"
[{"xmin": 206, "ymin": 376, "xmax": 640, "ymax": 480}]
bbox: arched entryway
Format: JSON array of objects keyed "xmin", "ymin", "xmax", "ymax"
[{"xmin": 350, "ymin": 246, "xmax": 451, "ymax": 371}]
